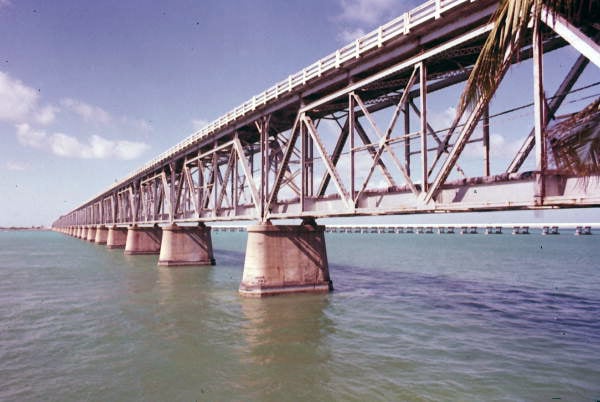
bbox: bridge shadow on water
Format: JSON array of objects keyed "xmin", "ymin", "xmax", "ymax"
[
  {"xmin": 211, "ymin": 244, "xmax": 600, "ymax": 344},
  {"xmin": 329, "ymin": 260, "xmax": 600, "ymax": 344}
]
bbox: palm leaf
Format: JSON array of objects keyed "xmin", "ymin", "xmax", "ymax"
[
  {"xmin": 549, "ymin": 98, "xmax": 600, "ymax": 175},
  {"xmin": 459, "ymin": 0, "xmax": 598, "ymax": 174}
]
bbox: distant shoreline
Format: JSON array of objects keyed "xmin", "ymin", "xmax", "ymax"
[{"xmin": 0, "ymin": 227, "xmax": 50, "ymax": 231}]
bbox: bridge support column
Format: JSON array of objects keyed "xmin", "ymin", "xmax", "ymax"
[
  {"xmin": 158, "ymin": 224, "xmax": 215, "ymax": 266},
  {"xmin": 106, "ymin": 226, "xmax": 128, "ymax": 249},
  {"xmin": 239, "ymin": 220, "xmax": 332, "ymax": 297},
  {"xmin": 124, "ymin": 225, "xmax": 162, "ymax": 255},
  {"xmin": 86, "ymin": 226, "xmax": 97, "ymax": 242},
  {"xmin": 81, "ymin": 226, "xmax": 88, "ymax": 240},
  {"xmin": 94, "ymin": 225, "xmax": 108, "ymax": 244}
]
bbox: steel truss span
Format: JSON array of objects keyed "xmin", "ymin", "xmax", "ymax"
[{"xmin": 53, "ymin": 0, "xmax": 600, "ymax": 229}]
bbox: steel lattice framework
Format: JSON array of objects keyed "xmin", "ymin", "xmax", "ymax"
[{"xmin": 53, "ymin": 0, "xmax": 600, "ymax": 229}]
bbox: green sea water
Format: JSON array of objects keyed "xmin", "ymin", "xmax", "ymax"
[{"xmin": 1, "ymin": 230, "xmax": 599, "ymax": 401}]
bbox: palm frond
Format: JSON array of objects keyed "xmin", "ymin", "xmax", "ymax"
[
  {"xmin": 549, "ymin": 98, "xmax": 600, "ymax": 175},
  {"xmin": 458, "ymin": 0, "xmax": 536, "ymax": 114},
  {"xmin": 459, "ymin": 0, "xmax": 595, "ymax": 114}
]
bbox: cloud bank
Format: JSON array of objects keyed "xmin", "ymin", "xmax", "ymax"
[
  {"xmin": 60, "ymin": 98, "xmax": 111, "ymax": 124},
  {"xmin": 16, "ymin": 123, "xmax": 149, "ymax": 160},
  {"xmin": 2, "ymin": 70, "xmax": 151, "ymax": 161},
  {"xmin": 335, "ymin": 0, "xmax": 412, "ymax": 43}
]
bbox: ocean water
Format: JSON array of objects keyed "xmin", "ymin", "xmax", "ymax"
[{"xmin": 1, "ymin": 230, "xmax": 599, "ymax": 401}]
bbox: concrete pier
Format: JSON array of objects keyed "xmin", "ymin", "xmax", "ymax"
[
  {"xmin": 106, "ymin": 226, "xmax": 128, "ymax": 249},
  {"xmin": 81, "ymin": 226, "xmax": 88, "ymax": 240},
  {"xmin": 239, "ymin": 220, "xmax": 332, "ymax": 297},
  {"xmin": 158, "ymin": 224, "xmax": 215, "ymax": 266},
  {"xmin": 86, "ymin": 226, "xmax": 97, "ymax": 242},
  {"xmin": 94, "ymin": 225, "xmax": 108, "ymax": 244},
  {"xmin": 124, "ymin": 225, "xmax": 162, "ymax": 255}
]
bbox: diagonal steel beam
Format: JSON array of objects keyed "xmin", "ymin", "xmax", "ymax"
[
  {"xmin": 353, "ymin": 93, "xmax": 419, "ymax": 196},
  {"xmin": 541, "ymin": 6, "xmax": 600, "ymax": 68},
  {"xmin": 354, "ymin": 122, "xmax": 397, "ymax": 188},
  {"xmin": 233, "ymin": 135, "xmax": 261, "ymax": 217},
  {"xmin": 507, "ymin": 52, "xmax": 590, "ymax": 173},
  {"xmin": 216, "ymin": 149, "xmax": 236, "ymax": 211},
  {"xmin": 425, "ymin": 95, "xmax": 493, "ymax": 203},
  {"xmin": 270, "ymin": 137, "xmax": 301, "ymax": 196},
  {"xmin": 183, "ymin": 164, "xmax": 200, "ymax": 218},
  {"xmin": 266, "ymin": 116, "xmax": 301, "ymax": 212},
  {"xmin": 303, "ymin": 115, "xmax": 352, "ymax": 208}
]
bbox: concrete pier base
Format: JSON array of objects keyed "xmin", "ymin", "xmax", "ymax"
[
  {"xmin": 239, "ymin": 220, "xmax": 332, "ymax": 297},
  {"xmin": 106, "ymin": 226, "xmax": 128, "ymax": 249},
  {"xmin": 81, "ymin": 226, "xmax": 88, "ymax": 240},
  {"xmin": 94, "ymin": 225, "xmax": 108, "ymax": 244},
  {"xmin": 86, "ymin": 226, "xmax": 97, "ymax": 242},
  {"xmin": 124, "ymin": 225, "xmax": 162, "ymax": 255},
  {"xmin": 158, "ymin": 224, "xmax": 215, "ymax": 266}
]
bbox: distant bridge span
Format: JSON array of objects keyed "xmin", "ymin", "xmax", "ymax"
[{"xmin": 53, "ymin": 0, "xmax": 600, "ymax": 296}]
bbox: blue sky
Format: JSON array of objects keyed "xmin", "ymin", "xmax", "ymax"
[{"xmin": 0, "ymin": 0, "xmax": 598, "ymax": 226}]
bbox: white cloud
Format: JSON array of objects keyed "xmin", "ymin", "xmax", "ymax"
[
  {"xmin": 16, "ymin": 123, "xmax": 47, "ymax": 148},
  {"xmin": 336, "ymin": 0, "xmax": 402, "ymax": 25},
  {"xmin": 5, "ymin": 161, "xmax": 29, "ymax": 171},
  {"xmin": 338, "ymin": 28, "xmax": 366, "ymax": 43},
  {"xmin": 49, "ymin": 133, "xmax": 86, "ymax": 158},
  {"xmin": 192, "ymin": 118, "xmax": 209, "ymax": 131},
  {"xmin": 335, "ymin": 0, "xmax": 416, "ymax": 43},
  {"xmin": 35, "ymin": 105, "xmax": 59, "ymax": 125},
  {"xmin": 0, "ymin": 0, "xmax": 11, "ymax": 10},
  {"xmin": 0, "ymin": 71, "xmax": 59, "ymax": 126},
  {"xmin": 113, "ymin": 139, "xmax": 151, "ymax": 160},
  {"xmin": 429, "ymin": 106, "xmax": 457, "ymax": 131},
  {"xmin": 15, "ymin": 124, "xmax": 149, "ymax": 160},
  {"xmin": 462, "ymin": 132, "xmax": 522, "ymax": 159},
  {"xmin": 60, "ymin": 98, "xmax": 111, "ymax": 124},
  {"xmin": 489, "ymin": 133, "xmax": 522, "ymax": 158},
  {"xmin": 0, "ymin": 71, "xmax": 39, "ymax": 123}
]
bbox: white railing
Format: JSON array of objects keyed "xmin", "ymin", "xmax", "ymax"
[{"xmin": 80, "ymin": 0, "xmax": 478, "ymax": 207}]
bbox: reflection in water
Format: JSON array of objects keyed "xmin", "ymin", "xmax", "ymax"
[{"xmin": 237, "ymin": 295, "xmax": 336, "ymax": 399}]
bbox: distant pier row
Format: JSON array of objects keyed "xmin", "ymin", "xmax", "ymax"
[{"xmin": 53, "ymin": 0, "xmax": 599, "ymax": 296}]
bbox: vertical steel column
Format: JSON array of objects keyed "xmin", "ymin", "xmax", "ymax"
[
  {"xmin": 233, "ymin": 146, "xmax": 239, "ymax": 216},
  {"xmin": 349, "ymin": 94, "xmax": 356, "ymax": 200},
  {"xmin": 533, "ymin": 15, "xmax": 547, "ymax": 205},
  {"xmin": 111, "ymin": 193, "xmax": 117, "ymax": 225},
  {"xmin": 258, "ymin": 116, "xmax": 270, "ymax": 221},
  {"xmin": 404, "ymin": 101, "xmax": 411, "ymax": 177},
  {"xmin": 483, "ymin": 106, "xmax": 490, "ymax": 176},
  {"xmin": 308, "ymin": 124, "xmax": 314, "ymax": 197},
  {"xmin": 301, "ymin": 114, "xmax": 307, "ymax": 213},
  {"xmin": 200, "ymin": 155, "xmax": 206, "ymax": 218},
  {"xmin": 169, "ymin": 163, "xmax": 176, "ymax": 223},
  {"xmin": 212, "ymin": 147, "xmax": 218, "ymax": 217},
  {"xmin": 419, "ymin": 63, "xmax": 428, "ymax": 192}
]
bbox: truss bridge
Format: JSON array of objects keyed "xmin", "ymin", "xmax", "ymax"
[{"xmin": 53, "ymin": 0, "xmax": 600, "ymax": 296}]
